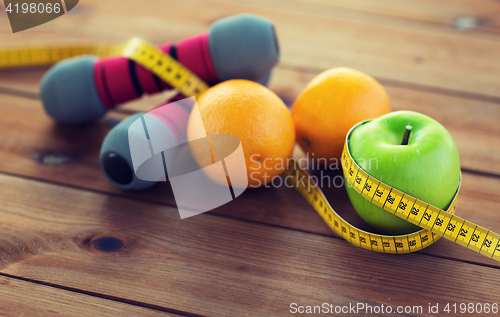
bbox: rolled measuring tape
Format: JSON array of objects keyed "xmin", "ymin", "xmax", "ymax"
[
  {"xmin": 283, "ymin": 120, "xmax": 500, "ymax": 263},
  {"xmin": 0, "ymin": 37, "xmax": 209, "ymax": 98}
]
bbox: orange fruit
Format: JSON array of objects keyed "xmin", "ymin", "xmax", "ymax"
[
  {"xmin": 187, "ymin": 80, "xmax": 295, "ymax": 188},
  {"xmin": 292, "ymin": 67, "xmax": 391, "ymax": 160}
]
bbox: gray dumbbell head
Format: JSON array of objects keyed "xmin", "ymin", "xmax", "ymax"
[
  {"xmin": 40, "ymin": 55, "xmax": 108, "ymax": 125},
  {"xmin": 209, "ymin": 13, "xmax": 280, "ymax": 82},
  {"xmin": 100, "ymin": 113, "xmax": 154, "ymax": 190},
  {"xmin": 100, "ymin": 112, "xmax": 180, "ymax": 191}
]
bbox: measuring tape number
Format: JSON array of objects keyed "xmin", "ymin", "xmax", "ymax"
[{"xmin": 284, "ymin": 121, "xmax": 500, "ymax": 262}]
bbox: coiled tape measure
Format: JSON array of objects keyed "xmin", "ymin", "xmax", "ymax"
[
  {"xmin": 0, "ymin": 37, "xmax": 209, "ymax": 98},
  {"xmin": 2, "ymin": 39, "xmax": 499, "ymax": 262},
  {"xmin": 283, "ymin": 122, "xmax": 500, "ymax": 262}
]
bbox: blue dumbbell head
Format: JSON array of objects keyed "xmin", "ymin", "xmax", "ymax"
[
  {"xmin": 100, "ymin": 112, "xmax": 179, "ymax": 190},
  {"xmin": 40, "ymin": 55, "xmax": 107, "ymax": 125},
  {"xmin": 209, "ymin": 13, "xmax": 280, "ymax": 82},
  {"xmin": 40, "ymin": 14, "xmax": 279, "ymax": 125}
]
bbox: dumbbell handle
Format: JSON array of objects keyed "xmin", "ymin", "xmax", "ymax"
[
  {"xmin": 100, "ymin": 93, "xmax": 193, "ymax": 190},
  {"xmin": 149, "ymin": 93, "xmax": 193, "ymax": 144},
  {"xmin": 94, "ymin": 34, "xmax": 218, "ymax": 109}
]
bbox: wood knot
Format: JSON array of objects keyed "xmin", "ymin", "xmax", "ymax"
[
  {"xmin": 33, "ymin": 151, "xmax": 78, "ymax": 166},
  {"xmin": 414, "ymin": 56, "xmax": 424, "ymax": 64},
  {"xmin": 238, "ymin": 266, "xmax": 248, "ymax": 272},
  {"xmin": 73, "ymin": 231, "xmax": 136, "ymax": 255},
  {"xmin": 453, "ymin": 16, "xmax": 482, "ymax": 31},
  {"xmin": 91, "ymin": 237, "xmax": 124, "ymax": 252}
]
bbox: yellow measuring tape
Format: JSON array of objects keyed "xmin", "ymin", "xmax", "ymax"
[
  {"xmin": 122, "ymin": 38, "xmax": 209, "ymax": 97},
  {"xmin": 2, "ymin": 41, "xmax": 499, "ymax": 262},
  {"xmin": 284, "ymin": 121, "xmax": 500, "ymax": 262},
  {"xmin": 0, "ymin": 37, "xmax": 209, "ymax": 98},
  {"xmin": 0, "ymin": 43, "xmax": 121, "ymax": 68}
]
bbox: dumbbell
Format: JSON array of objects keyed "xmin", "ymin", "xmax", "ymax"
[
  {"xmin": 40, "ymin": 13, "xmax": 280, "ymax": 125},
  {"xmin": 99, "ymin": 14, "xmax": 279, "ymax": 190},
  {"xmin": 100, "ymin": 94, "xmax": 191, "ymax": 190}
]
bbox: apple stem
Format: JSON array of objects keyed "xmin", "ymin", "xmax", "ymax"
[{"xmin": 401, "ymin": 125, "xmax": 412, "ymax": 145}]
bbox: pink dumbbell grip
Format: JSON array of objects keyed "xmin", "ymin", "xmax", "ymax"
[
  {"xmin": 148, "ymin": 93, "xmax": 193, "ymax": 144},
  {"xmin": 94, "ymin": 33, "xmax": 218, "ymax": 109}
]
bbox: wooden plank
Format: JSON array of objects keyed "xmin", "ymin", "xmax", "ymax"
[
  {"xmin": 1, "ymin": 173, "xmax": 500, "ymax": 316},
  {"xmin": 0, "ymin": 275, "xmax": 177, "ymax": 317},
  {"xmin": 239, "ymin": 0, "xmax": 500, "ymax": 34},
  {"xmin": 0, "ymin": 66, "xmax": 46, "ymax": 98},
  {"xmin": 0, "ymin": 90, "xmax": 499, "ymax": 267},
  {"xmin": 1, "ymin": 0, "xmax": 500, "ymax": 98}
]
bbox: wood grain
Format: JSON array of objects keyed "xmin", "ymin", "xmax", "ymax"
[
  {"xmin": 0, "ymin": 173, "xmax": 499, "ymax": 317},
  {"xmin": 0, "ymin": 275, "xmax": 178, "ymax": 317},
  {"xmin": 1, "ymin": 1, "xmax": 500, "ymax": 314},
  {"xmin": 238, "ymin": 0, "xmax": 500, "ymax": 34},
  {"xmin": 0, "ymin": 91, "xmax": 499, "ymax": 268},
  {"xmin": 1, "ymin": 0, "xmax": 500, "ymax": 98}
]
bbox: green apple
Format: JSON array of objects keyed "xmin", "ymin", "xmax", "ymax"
[{"xmin": 345, "ymin": 110, "xmax": 461, "ymax": 235}]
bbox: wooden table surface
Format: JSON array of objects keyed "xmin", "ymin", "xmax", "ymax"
[{"xmin": 1, "ymin": 0, "xmax": 500, "ymax": 316}]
